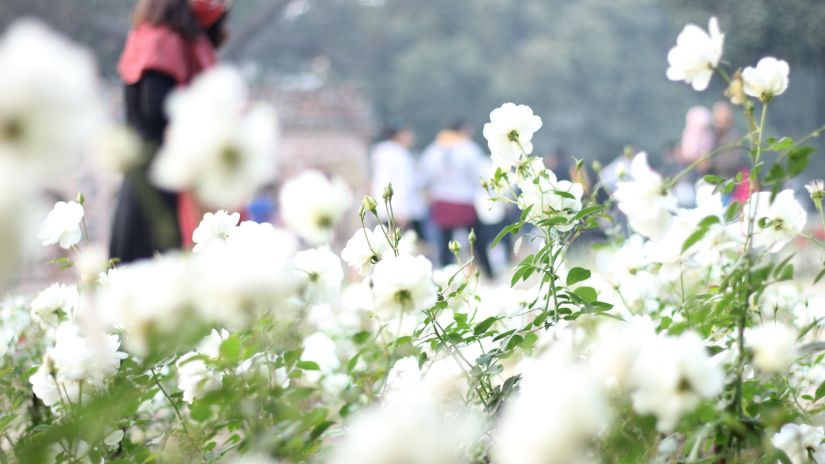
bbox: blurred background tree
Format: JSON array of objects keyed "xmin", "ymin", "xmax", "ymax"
[{"xmin": 1, "ymin": 0, "xmax": 823, "ymax": 170}]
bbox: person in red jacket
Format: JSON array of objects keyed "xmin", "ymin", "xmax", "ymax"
[{"xmin": 110, "ymin": 0, "xmax": 229, "ymax": 263}]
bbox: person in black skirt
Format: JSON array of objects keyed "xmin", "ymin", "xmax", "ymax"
[{"xmin": 110, "ymin": 0, "xmax": 229, "ymax": 263}]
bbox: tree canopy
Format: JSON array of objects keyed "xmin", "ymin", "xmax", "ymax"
[{"xmin": 2, "ymin": 0, "xmax": 824, "ymax": 166}]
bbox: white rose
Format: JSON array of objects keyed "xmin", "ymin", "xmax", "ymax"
[
  {"xmin": 742, "ymin": 190, "xmax": 806, "ymax": 253},
  {"xmin": 666, "ymin": 17, "xmax": 724, "ymax": 91},
  {"xmin": 192, "ymin": 210, "xmax": 240, "ymax": 253},
  {"xmin": 482, "ymin": 103, "xmax": 542, "ymax": 169},
  {"xmin": 371, "ymin": 254, "xmax": 437, "ymax": 318},
  {"xmin": 745, "ymin": 322, "xmax": 797, "ymax": 373},
  {"xmin": 279, "ymin": 170, "xmax": 352, "ymax": 245},
  {"xmin": 742, "ymin": 57, "xmax": 789, "ymax": 102},
  {"xmin": 38, "ymin": 200, "xmax": 84, "ymax": 249}
]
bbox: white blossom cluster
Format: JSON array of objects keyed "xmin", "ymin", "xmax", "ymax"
[{"xmin": 1, "ymin": 14, "xmax": 825, "ymax": 464}]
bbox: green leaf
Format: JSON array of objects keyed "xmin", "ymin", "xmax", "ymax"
[
  {"xmin": 505, "ymin": 334, "xmax": 524, "ymax": 350},
  {"xmin": 474, "ymin": 317, "xmax": 498, "ymax": 336},
  {"xmin": 418, "ymin": 351, "xmax": 428, "ymax": 369},
  {"xmin": 763, "ymin": 163, "xmax": 785, "ymax": 184},
  {"xmin": 297, "ymin": 361, "xmax": 320, "ymax": 371},
  {"xmin": 309, "ymin": 420, "xmax": 335, "ymax": 441},
  {"xmin": 682, "ymin": 227, "xmax": 710, "ymax": 252},
  {"xmin": 0, "ymin": 415, "xmax": 13, "ymax": 431},
  {"xmin": 352, "ymin": 331, "xmax": 371, "ymax": 344},
  {"xmin": 392, "ymin": 335, "xmax": 413, "ymax": 348},
  {"xmin": 697, "ymin": 215, "xmax": 720, "ymax": 228},
  {"xmin": 773, "ymin": 253, "xmax": 796, "ymax": 279},
  {"xmin": 189, "ymin": 402, "xmax": 212, "ymax": 421},
  {"xmin": 492, "ymin": 329, "xmax": 516, "ymax": 342},
  {"xmin": 572, "ymin": 204, "xmax": 606, "ymax": 220},
  {"xmin": 566, "ymin": 267, "xmax": 591, "ymax": 286},
  {"xmin": 720, "ymin": 179, "xmax": 736, "ymax": 194},
  {"xmin": 814, "ymin": 266, "xmax": 825, "ymax": 284},
  {"xmin": 786, "ymin": 146, "xmax": 815, "ymax": 177},
  {"xmin": 346, "ymin": 353, "xmax": 360, "ymax": 373},
  {"xmin": 703, "ymin": 174, "xmax": 723, "ymax": 185},
  {"xmin": 573, "ymin": 286, "xmax": 597, "ymax": 303},
  {"xmin": 491, "ymin": 222, "xmax": 523, "ymax": 249},
  {"xmin": 219, "ymin": 336, "xmax": 242, "ymax": 362},
  {"xmin": 769, "ymin": 136, "xmax": 794, "ymax": 151},
  {"xmin": 815, "ymin": 380, "xmax": 825, "ymax": 401},
  {"xmin": 724, "ymin": 201, "xmax": 742, "ymax": 222}
]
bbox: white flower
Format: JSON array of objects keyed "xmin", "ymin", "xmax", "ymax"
[
  {"xmin": 38, "ymin": 200, "xmax": 84, "ymax": 249},
  {"xmin": 771, "ymin": 423, "xmax": 825, "ymax": 464},
  {"xmin": 371, "ymin": 254, "xmax": 437, "ymax": 318},
  {"xmin": 805, "ymin": 179, "xmax": 825, "ymax": 201},
  {"xmin": 192, "ymin": 210, "xmax": 240, "ymax": 253},
  {"xmin": 742, "ymin": 57, "xmax": 790, "ymax": 102},
  {"xmin": 482, "ymin": 103, "xmax": 543, "ymax": 169},
  {"xmin": 152, "ymin": 66, "xmax": 278, "ymax": 209},
  {"xmin": 495, "ymin": 348, "xmax": 611, "ymax": 464},
  {"xmin": 30, "ymin": 283, "xmax": 78, "ymax": 330},
  {"xmin": 103, "ymin": 429, "xmax": 125, "ymax": 450},
  {"xmin": 175, "ymin": 329, "xmax": 227, "ymax": 404},
  {"xmin": 384, "ymin": 356, "xmax": 423, "ymax": 397},
  {"xmin": 666, "ymin": 17, "xmax": 724, "ymax": 91},
  {"xmin": 47, "ymin": 322, "xmax": 125, "ymax": 387},
  {"xmin": 291, "ymin": 247, "xmax": 344, "ymax": 305},
  {"xmin": 614, "ymin": 152, "xmax": 675, "ymax": 240},
  {"xmin": 237, "ymin": 352, "xmax": 289, "ymax": 388},
  {"xmin": 329, "ymin": 389, "xmax": 481, "ymax": 464},
  {"xmin": 0, "ymin": 296, "xmax": 29, "ymax": 358},
  {"xmin": 629, "ymin": 332, "xmax": 723, "ymax": 431},
  {"xmin": 742, "ymin": 190, "xmax": 806, "ymax": 253},
  {"xmin": 30, "ymin": 358, "xmax": 77, "ymax": 407},
  {"xmin": 194, "ymin": 222, "xmax": 299, "ymax": 328},
  {"xmin": 0, "ymin": 20, "xmax": 102, "ymax": 177},
  {"xmin": 588, "ymin": 317, "xmax": 657, "ymax": 390},
  {"xmin": 279, "ymin": 170, "xmax": 352, "ymax": 245},
  {"xmin": 745, "ymin": 323, "xmax": 797, "ymax": 373},
  {"xmin": 177, "ymin": 354, "xmax": 223, "ymax": 404},
  {"xmin": 96, "ymin": 254, "xmax": 197, "ymax": 355},
  {"xmin": 74, "ymin": 245, "xmax": 109, "ymax": 287},
  {"xmin": 30, "ymin": 322, "xmax": 126, "ymax": 409},
  {"xmin": 517, "ymin": 167, "xmax": 584, "ymax": 231},
  {"xmin": 341, "ymin": 226, "xmax": 392, "ymax": 275}
]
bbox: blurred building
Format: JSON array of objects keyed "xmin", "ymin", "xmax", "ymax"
[{"xmin": 267, "ymin": 83, "xmax": 376, "ymax": 191}]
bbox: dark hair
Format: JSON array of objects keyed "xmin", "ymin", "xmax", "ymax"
[
  {"xmin": 204, "ymin": 12, "xmax": 230, "ymax": 48},
  {"xmin": 379, "ymin": 123, "xmax": 408, "ymax": 142},
  {"xmin": 448, "ymin": 119, "xmax": 469, "ymax": 132},
  {"xmin": 133, "ymin": 0, "xmax": 201, "ymax": 40}
]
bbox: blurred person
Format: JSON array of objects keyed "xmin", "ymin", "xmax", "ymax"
[
  {"xmin": 709, "ymin": 101, "xmax": 746, "ymax": 177},
  {"xmin": 673, "ymin": 106, "xmax": 714, "ymax": 206},
  {"xmin": 421, "ymin": 121, "xmax": 492, "ymax": 278},
  {"xmin": 370, "ymin": 124, "xmax": 426, "ymax": 236},
  {"xmin": 679, "ymin": 106, "xmax": 714, "ymax": 173},
  {"xmin": 710, "ymin": 101, "xmax": 750, "ymax": 204},
  {"xmin": 110, "ymin": 0, "xmax": 229, "ymax": 263}
]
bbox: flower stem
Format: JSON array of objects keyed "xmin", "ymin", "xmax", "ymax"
[{"xmin": 151, "ymin": 368, "xmax": 199, "ymax": 454}]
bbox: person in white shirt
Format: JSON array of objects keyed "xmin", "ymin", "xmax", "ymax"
[
  {"xmin": 420, "ymin": 121, "xmax": 492, "ymax": 277},
  {"xmin": 370, "ymin": 125, "xmax": 426, "ymax": 234}
]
